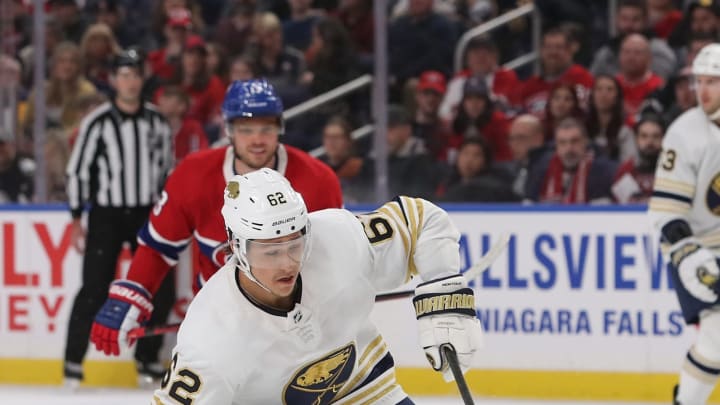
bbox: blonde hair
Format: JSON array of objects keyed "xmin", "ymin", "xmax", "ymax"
[
  {"xmin": 48, "ymin": 42, "xmax": 83, "ymax": 106},
  {"xmin": 80, "ymin": 23, "xmax": 121, "ymax": 61},
  {"xmin": 255, "ymin": 12, "xmax": 281, "ymax": 34}
]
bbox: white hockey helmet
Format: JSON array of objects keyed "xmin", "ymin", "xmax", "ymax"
[
  {"xmin": 221, "ymin": 169, "xmax": 310, "ymax": 279},
  {"xmin": 693, "ymin": 43, "xmax": 720, "ymax": 77}
]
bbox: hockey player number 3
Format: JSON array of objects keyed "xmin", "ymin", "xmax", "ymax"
[
  {"xmin": 661, "ymin": 149, "xmax": 677, "ymax": 171},
  {"xmin": 160, "ymin": 353, "xmax": 202, "ymax": 404}
]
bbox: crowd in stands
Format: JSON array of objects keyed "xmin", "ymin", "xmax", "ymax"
[{"xmin": 0, "ymin": 0, "xmax": 714, "ymax": 205}]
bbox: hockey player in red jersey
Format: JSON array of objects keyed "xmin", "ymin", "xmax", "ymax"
[{"xmin": 90, "ymin": 79, "xmax": 343, "ymax": 360}]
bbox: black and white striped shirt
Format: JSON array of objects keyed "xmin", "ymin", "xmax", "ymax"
[{"xmin": 66, "ymin": 101, "xmax": 172, "ymax": 218}]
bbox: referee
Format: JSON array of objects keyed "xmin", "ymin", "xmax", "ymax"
[{"xmin": 63, "ymin": 49, "xmax": 174, "ymax": 386}]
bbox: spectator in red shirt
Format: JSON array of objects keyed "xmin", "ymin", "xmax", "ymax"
[
  {"xmin": 648, "ymin": 0, "xmax": 682, "ymax": 39},
  {"xmin": 158, "ymin": 35, "xmax": 226, "ymax": 128},
  {"xmin": 612, "ymin": 112, "xmax": 664, "ymax": 204},
  {"xmin": 616, "ymin": 33, "xmax": 664, "ymax": 125},
  {"xmin": 147, "ymin": 7, "xmax": 192, "ymax": 82},
  {"xmin": 439, "ymin": 36, "xmax": 520, "ymax": 120},
  {"xmin": 519, "ymin": 27, "xmax": 594, "ymax": 118},
  {"xmin": 543, "ymin": 82, "xmax": 585, "ymax": 142},
  {"xmin": 450, "ymin": 75, "xmax": 512, "ymax": 162},
  {"xmin": 413, "ymin": 70, "xmax": 454, "ymax": 162},
  {"xmin": 157, "ymin": 86, "xmax": 208, "ymax": 163}
]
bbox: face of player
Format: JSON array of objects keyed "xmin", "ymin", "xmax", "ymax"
[
  {"xmin": 555, "ymin": 126, "xmax": 588, "ymax": 170},
  {"xmin": 635, "ymin": 121, "xmax": 663, "ymax": 162},
  {"xmin": 694, "ymin": 74, "xmax": 720, "ymax": 117},
  {"xmin": 228, "ymin": 116, "xmax": 280, "ymax": 171},
  {"xmin": 245, "ymin": 231, "xmax": 305, "ymax": 301},
  {"xmin": 112, "ymin": 66, "xmax": 143, "ymax": 104}
]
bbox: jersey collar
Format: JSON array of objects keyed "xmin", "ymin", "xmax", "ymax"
[{"xmin": 222, "ymin": 144, "xmax": 289, "ymax": 183}]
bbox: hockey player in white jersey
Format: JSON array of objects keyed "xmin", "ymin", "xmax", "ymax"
[
  {"xmin": 152, "ymin": 168, "xmax": 483, "ymax": 404},
  {"xmin": 649, "ymin": 43, "xmax": 720, "ymax": 405}
]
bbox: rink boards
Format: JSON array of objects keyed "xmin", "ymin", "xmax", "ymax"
[{"xmin": 0, "ymin": 204, "xmax": 718, "ymax": 402}]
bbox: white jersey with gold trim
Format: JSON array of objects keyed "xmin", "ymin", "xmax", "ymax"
[
  {"xmin": 152, "ymin": 197, "xmax": 461, "ymax": 405},
  {"xmin": 649, "ymin": 107, "xmax": 720, "ymax": 252}
]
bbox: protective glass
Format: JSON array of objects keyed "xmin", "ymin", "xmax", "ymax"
[{"xmin": 245, "ymin": 234, "xmax": 308, "ymax": 270}]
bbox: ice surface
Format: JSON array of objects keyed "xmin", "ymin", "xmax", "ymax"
[{"xmin": 0, "ymin": 385, "xmax": 670, "ymax": 405}]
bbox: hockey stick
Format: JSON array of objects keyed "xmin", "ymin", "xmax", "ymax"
[
  {"xmin": 441, "ymin": 344, "xmax": 475, "ymax": 405},
  {"xmin": 128, "ymin": 233, "xmax": 511, "ymax": 339}
]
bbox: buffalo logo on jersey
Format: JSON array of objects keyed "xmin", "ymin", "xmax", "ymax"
[
  {"xmin": 226, "ymin": 181, "xmax": 240, "ymax": 199},
  {"xmin": 706, "ymin": 173, "xmax": 720, "ymax": 215},
  {"xmin": 283, "ymin": 344, "xmax": 356, "ymax": 405},
  {"xmin": 697, "ymin": 265, "xmax": 720, "ymax": 288}
]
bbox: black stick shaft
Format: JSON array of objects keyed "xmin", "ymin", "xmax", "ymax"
[{"xmin": 442, "ymin": 345, "xmax": 475, "ymax": 405}]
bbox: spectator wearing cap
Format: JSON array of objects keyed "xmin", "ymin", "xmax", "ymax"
[
  {"xmin": 449, "ymin": 75, "xmax": 512, "ymax": 162},
  {"xmin": 518, "ymin": 28, "xmax": 594, "ymax": 118},
  {"xmin": 150, "ymin": 0, "xmax": 204, "ymax": 48},
  {"xmin": 157, "ymin": 85, "xmax": 208, "ymax": 163},
  {"xmin": 616, "ymin": 33, "xmax": 664, "ymax": 125},
  {"xmin": 526, "ymin": 117, "xmax": 617, "ymax": 204},
  {"xmin": 590, "ymin": 0, "xmax": 677, "ymax": 80},
  {"xmin": 147, "ymin": 7, "xmax": 193, "ymax": 82},
  {"xmin": 79, "ymin": 23, "xmax": 122, "ymax": 96},
  {"xmin": 612, "ymin": 113, "xmax": 665, "ymax": 203},
  {"xmin": 157, "ymin": 35, "xmax": 226, "ymax": 131},
  {"xmin": 283, "ymin": 0, "xmax": 322, "ymax": 51},
  {"xmin": 213, "ymin": 1, "xmax": 256, "ymax": 56},
  {"xmin": 49, "ymin": 0, "xmax": 88, "ymax": 44},
  {"xmin": 23, "ymin": 41, "xmax": 98, "ymax": 140},
  {"xmin": 439, "ymin": 36, "xmax": 520, "ymax": 121},
  {"xmin": 436, "ymin": 136, "xmax": 519, "ymax": 203},
  {"xmin": 412, "ymin": 70, "xmax": 454, "ymax": 162},
  {"xmin": 388, "ymin": 0, "xmax": 457, "ymax": 90}
]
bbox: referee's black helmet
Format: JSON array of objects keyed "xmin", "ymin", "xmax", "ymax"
[{"xmin": 112, "ymin": 48, "xmax": 144, "ymax": 73}]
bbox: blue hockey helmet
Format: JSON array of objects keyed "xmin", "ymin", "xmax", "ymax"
[{"xmin": 222, "ymin": 79, "xmax": 284, "ymax": 133}]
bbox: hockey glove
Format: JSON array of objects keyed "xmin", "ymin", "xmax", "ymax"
[
  {"xmin": 669, "ymin": 238, "xmax": 720, "ymax": 303},
  {"xmin": 91, "ymin": 280, "xmax": 154, "ymax": 356},
  {"xmin": 413, "ymin": 274, "xmax": 483, "ymax": 382}
]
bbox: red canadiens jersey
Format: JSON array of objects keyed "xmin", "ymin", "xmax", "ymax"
[
  {"xmin": 519, "ymin": 64, "xmax": 594, "ymax": 117},
  {"xmin": 129, "ymin": 145, "xmax": 344, "ymax": 294}
]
